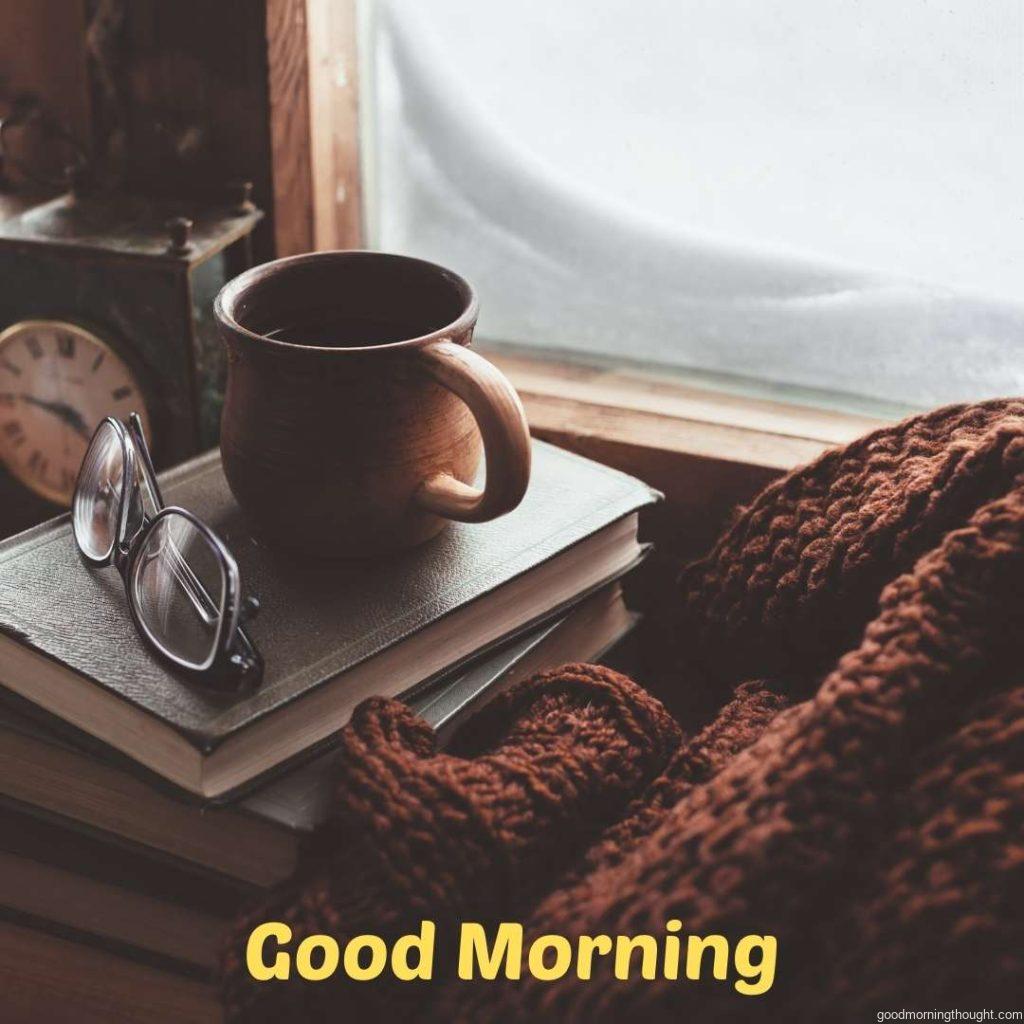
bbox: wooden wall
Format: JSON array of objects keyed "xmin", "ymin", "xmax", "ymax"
[
  {"xmin": 0, "ymin": 0, "xmax": 362, "ymax": 257},
  {"xmin": 0, "ymin": 0, "xmax": 91, "ymax": 203}
]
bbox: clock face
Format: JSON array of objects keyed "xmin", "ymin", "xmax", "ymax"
[{"xmin": 0, "ymin": 320, "xmax": 152, "ymax": 507}]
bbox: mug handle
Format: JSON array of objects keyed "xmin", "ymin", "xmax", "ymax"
[{"xmin": 413, "ymin": 340, "xmax": 532, "ymax": 522}]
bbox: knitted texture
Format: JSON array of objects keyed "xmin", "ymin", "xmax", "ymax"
[
  {"xmin": 223, "ymin": 399, "xmax": 1024, "ymax": 1022},
  {"xmin": 223, "ymin": 666, "xmax": 682, "ymax": 1020}
]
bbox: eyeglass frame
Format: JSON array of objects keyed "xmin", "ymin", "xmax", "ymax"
[{"xmin": 73, "ymin": 413, "xmax": 263, "ymax": 688}]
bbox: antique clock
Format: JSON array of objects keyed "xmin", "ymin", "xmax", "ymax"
[{"xmin": 0, "ymin": 188, "xmax": 261, "ymax": 535}]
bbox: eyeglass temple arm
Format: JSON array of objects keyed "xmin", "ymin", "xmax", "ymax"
[
  {"xmin": 165, "ymin": 538, "xmax": 262, "ymax": 673},
  {"xmin": 231, "ymin": 606, "xmax": 262, "ymax": 675},
  {"xmin": 128, "ymin": 412, "xmax": 165, "ymax": 509},
  {"xmin": 162, "ymin": 542, "xmax": 221, "ymax": 626},
  {"xmin": 126, "ymin": 410, "xmax": 262, "ymax": 681}
]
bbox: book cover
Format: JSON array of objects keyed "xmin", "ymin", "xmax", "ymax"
[{"xmin": 0, "ymin": 440, "xmax": 657, "ymax": 795}]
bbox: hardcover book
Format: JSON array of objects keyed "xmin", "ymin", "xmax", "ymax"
[
  {"xmin": 0, "ymin": 440, "xmax": 656, "ymax": 798},
  {"xmin": 0, "ymin": 584, "xmax": 635, "ymax": 888},
  {"xmin": 0, "ymin": 919, "xmax": 220, "ymax": 1024},
  {"xmin": 0, "ymin": 808, "xmax": 239, "ymax": 973}
]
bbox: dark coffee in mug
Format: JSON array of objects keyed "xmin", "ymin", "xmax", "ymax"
[
  {"xmin": 214, "ymin": 251, "xmax": 532, "ymax": 558},
  {"xmin": 263, "ymin": 312, "xmax": 429, "ymax": 348}
]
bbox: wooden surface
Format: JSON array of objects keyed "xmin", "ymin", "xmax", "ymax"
[
  {"xmin": 266, "ymin": 0, "xmax": 363, "ymax": 256},
  {"xmin": 265, "ymin": 0, "xmax": 316, "ymax": 257},
  {"xmin": 306, "ymin": 0, "xmax": 364, "ymax": 250},
  {"xmin": 489, "ymin": 349, "xmax": 891, "ymax": 560}
]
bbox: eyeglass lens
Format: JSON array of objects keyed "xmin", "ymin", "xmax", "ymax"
[
  {"xmin": 129, "ymin": 511, "xmax": 227, "ymax": 670},
  {"xmin": 72, "ymin": 420, "xmax": 125, "ymax": 562}
]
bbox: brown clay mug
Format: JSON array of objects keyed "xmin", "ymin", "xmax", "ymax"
[{"xmin": 214, "ymin": 251, "xmax": 531, "ymax": 557}]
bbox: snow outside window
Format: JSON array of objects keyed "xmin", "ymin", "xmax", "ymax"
[{"xmin": 367, "ymin": 0, "xmax": 1024, "ymax": 409}]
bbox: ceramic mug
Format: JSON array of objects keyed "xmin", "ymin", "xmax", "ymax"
[{"xmin": 214, "ymin": 251, "xmax": 531, "ymax": 557}]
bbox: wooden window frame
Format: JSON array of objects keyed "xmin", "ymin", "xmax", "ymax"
[
  {"xmin": 484, "ymin": 348, "xmax": 889, "ymax": 557},
  {"xmin": 267, "ymin": 0, "xmax": 364, "ymax": 255}
]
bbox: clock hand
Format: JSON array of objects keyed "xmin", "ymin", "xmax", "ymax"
[{"xmin": 19, "ymin": 394, "xmax": 93, "ymax": 442}]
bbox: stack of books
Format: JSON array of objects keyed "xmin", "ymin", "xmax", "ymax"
[{"xmin": 0, "ymin": 439, "xmax": 657, "ymax": 1022}]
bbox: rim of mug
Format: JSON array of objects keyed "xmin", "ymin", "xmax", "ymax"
[{"xmin": 214, "ymin": 250, "xmax": 480, "ymax": 354}]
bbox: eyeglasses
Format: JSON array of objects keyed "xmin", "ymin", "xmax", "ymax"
[{"xmin": 72, "ymin": 413, "xmax": 262, "ymax": 688}]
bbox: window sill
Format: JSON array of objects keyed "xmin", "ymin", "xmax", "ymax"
[{"xmin": 487, "ymin": 348, "xmax": 890, "ymax": 558}]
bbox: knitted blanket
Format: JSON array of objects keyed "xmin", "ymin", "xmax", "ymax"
[{"xmin": 223, "ymin": 400, "xmax": 1024, "ymax": 1022}]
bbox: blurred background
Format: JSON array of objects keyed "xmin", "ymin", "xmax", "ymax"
[{"xmin": 370, "ymin": 0, "xmax": 1024, "ymax": 410}]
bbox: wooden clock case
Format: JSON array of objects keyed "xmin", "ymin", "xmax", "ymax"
[{"xmin": 0, "ymin": 190, "xmax": 262, "ymax": 534}]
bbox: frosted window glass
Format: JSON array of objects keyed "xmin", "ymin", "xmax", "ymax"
[{"xmin": 371, "ymin": 0, "xmax": 1024, "ymax": 408}]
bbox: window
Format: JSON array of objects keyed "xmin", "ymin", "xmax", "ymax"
[{"xmin": 366, "ymin": 0, "xmax": 1024, "ymax": 411}]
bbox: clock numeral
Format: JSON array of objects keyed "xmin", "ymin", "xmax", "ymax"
[
  {"xmin": 57, "ymin": 334, "xmax": 76, "ymax": 359},
  {"xmin": 61, "ymin": 468, "xmax": 76, "ymax": 494},
  {"xmin": 112, "ymin": 385, "xmax": 132, "ymax": 401},
  {"xmin": 24, "ymin": 336, "xmax": 43, "ymax": 360},
  {"xmin": 3, "ymin": 420, "xmax": 25, "ymax": 447},
  {"xmin": 0, "ymin": 359, "xmax": 21, "ymax": 377},
  {"xmin": 27, "ymin": 449, "xmax": 48, "ymax": 477},
  {"xmin": 91, "ymin": 351, "xmax": 106, "ymax": 373}
]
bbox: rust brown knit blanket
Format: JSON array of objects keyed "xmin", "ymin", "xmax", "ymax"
[{"xmin": 223, "ymin": 400, "xmax": 1024, "ymax": 1022}]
